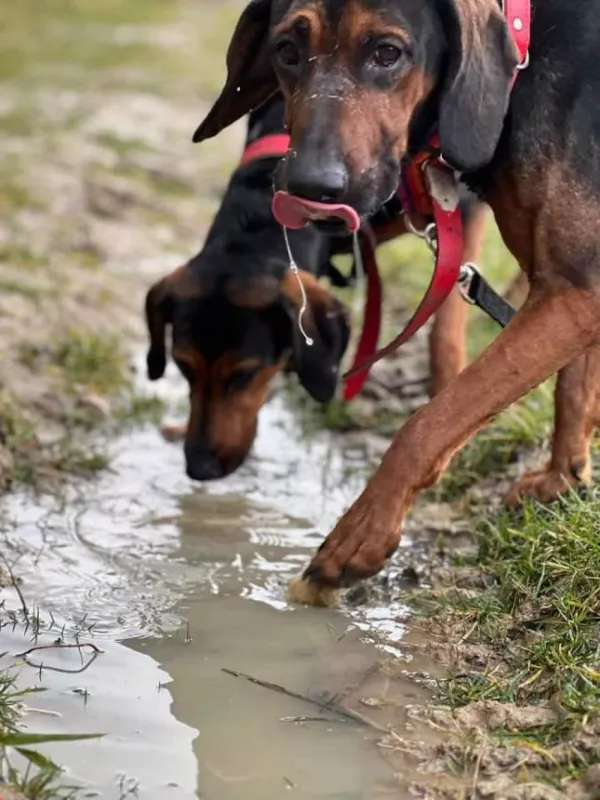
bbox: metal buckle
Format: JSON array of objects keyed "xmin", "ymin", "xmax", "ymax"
[
  {"xmin": 404, "ymin": 214, "xmax": 438, "ymax": 254},
  {"xmin": 457, "ymin": 262, "xmax": 479, "ymax": 305}
]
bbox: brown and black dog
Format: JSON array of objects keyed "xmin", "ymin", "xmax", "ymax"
[
  {"xmin": 145, "ymin": 95, "xmax": 351, "ymax": 480},
  {"xmin": 193, "ymin": 0, "xmax": 600, "ymax": 594},
  {"xmin": 146, "ymin": 90, "xmax": 492, "ymax": 481}
]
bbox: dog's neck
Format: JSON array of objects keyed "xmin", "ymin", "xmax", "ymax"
[{"xmin": 246, "ymin": 95, "xmax": 287, "ymax": 145}]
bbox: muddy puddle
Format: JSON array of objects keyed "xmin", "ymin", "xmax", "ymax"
[{"xmin": 0, "ymin": 354, "xmax": 442, "ymax": 799}]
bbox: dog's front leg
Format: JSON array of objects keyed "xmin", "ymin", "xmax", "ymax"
[{"xmin": 294, "ymin": 286, "xmax": 600, "ymax": 595}]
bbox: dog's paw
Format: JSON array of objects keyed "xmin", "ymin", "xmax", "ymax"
[
  {"xmin": 505, "ymin": 467, "xmax": 590, "ymax": 507},
  {"xmin": 286, "ymin": 576, "xmax": 341, "ymax": 608},
  {"xmin": 301, "ymin": 492, "xmax": 403, "ymax": 592},
  {"xmin": 160, "ymin": 424, "xmax": 187, "ymax": 443}
]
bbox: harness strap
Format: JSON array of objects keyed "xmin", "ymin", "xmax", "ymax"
[
  {"xmin": 345, "ymin": 163, "xmax": 463, "ymax": 383},
  {"xmin": 459, "ymin": 264, "xmax": 516, "ymax": 328},
  {"xmin": 343, "ymin": 227, "xmax": 382, "ymax": 399}
]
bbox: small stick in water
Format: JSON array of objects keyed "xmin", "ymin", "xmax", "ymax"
[{"xmin": 221, "ymin": 668, "xmax": 383, "ymax": 730}]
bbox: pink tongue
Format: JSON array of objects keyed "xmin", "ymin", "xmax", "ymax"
[{"xmin": 272, "ymin": 190, "xmax": 360, "ymax": 233}]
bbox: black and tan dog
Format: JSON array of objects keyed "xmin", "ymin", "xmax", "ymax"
[
  {"xmin": 145, "ymin": 94, "xmax": 350, "ymax": 480},
  {"xmin": 146, "ymin": 90, "xmax": 494, "ymax": 481},
  {"xmin": 194, "ymin": 0, "xmax": 600, "ymax": 595}
]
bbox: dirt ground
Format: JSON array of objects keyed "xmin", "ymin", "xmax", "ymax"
[{"xmin": 0, "ymin": 0, "xmax": 249, "ymax": 489}]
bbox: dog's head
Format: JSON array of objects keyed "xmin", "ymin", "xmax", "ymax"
[
  {"xmin": 145, "ymin": 261, "xmax": 349, "ymax": 481},
  {"xmin": 193, "ymin": 0, "xmax": 519, "ymax": 223}
]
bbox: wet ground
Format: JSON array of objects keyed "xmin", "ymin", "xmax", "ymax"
[{"xmin": 0, "ymin": 355, "xmax": 445, "ymax": 799}]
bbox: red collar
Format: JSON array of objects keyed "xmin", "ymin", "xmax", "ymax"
[
  {"xmin": 240, "ymin": 134, "xmax": 290, "ymax": 166},
  {"xmin": 505, "ymin": 0, "xmax": 531, "ymax": 74}
]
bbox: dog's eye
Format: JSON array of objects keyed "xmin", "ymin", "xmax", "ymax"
[
  {"xmin": 225, "ymin": 368, "xmax": 260, "ymax": 395},
  {"xmin": 373, "ymin": 44, "xmax": 402, "ymax": 68},
  {"xmin": 275, "ymin": 40, "xmax": 300, "ymax": 69}
]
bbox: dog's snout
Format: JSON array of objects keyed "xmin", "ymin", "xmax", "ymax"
[
  {"xmin": 287, "ymin": 160, "xmax": 349, "ymax": 203},
  {"xmin": 184, "ymin": 442, "xmax": 224, "ymax": 482}
]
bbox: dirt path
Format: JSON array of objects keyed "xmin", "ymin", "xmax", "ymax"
[{"xmin": 0, "ymin": 0, "xmax": 249, "ymax": 488}]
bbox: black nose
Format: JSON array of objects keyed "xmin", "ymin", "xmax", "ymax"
[
  {"xmin": 286, "ymin": 161, "xmax": 349, "ymax": 203},
  {"xmin": 184, "ymin": 444, "xmax": 224, "ymax": 481}
]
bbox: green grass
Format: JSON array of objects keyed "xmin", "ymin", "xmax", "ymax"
[
  {"xmin": 0, "ymin": 615, "xmax": 103, "ymax": 798},
  {"xmin": 411, "ymin": 492, "xmax": 600, "ymax": 789},
  {"xmin": 0, "ymin": 107, "xmax": 36, "ymax": 138},
  {"xmin": 0, "ymin": 244, "xmax": 41, "ymax": 270},
  {"xmin": 445, "ymin": 495, "xmax": 600, "ymax": 711},
  {"xmin": 116, "ymin": 393, "xmax": 165, "ymax": 426},
  {"xmin": 94, "ymin": 132, "xmax": 153, "ymax": 158},
  {"xmin": 106, "ymin": 162, "xmax": 196, "ymax": 199},
  {"xmin": 0, "ymin": 0, "xmax": 177, "ymax": 85},
  {"xmin": 50, "ymin": 330, "xmax": 130, "ymax": 395},
  {"xmin": 286, "ymin": 389, "xmax": 361, "ymax": 433},
  {"xmin": 0, "ymin": 168, "xmax": 45, "ymax": 217}
]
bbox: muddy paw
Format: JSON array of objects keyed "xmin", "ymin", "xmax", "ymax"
[
  {"xmin": 286, "ymin": 576, "xmax": 341, "ymax": 608},
  {"xmin": 302, "ymin": 495, "xmax": 403, "ymax": 591},
  {"xmin": 505, "ymin": 467, "xmax": 589, "ymax": 507}
]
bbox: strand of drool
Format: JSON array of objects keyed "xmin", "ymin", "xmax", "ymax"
[
  {"xmin": 282, "ymin": 226, "xmax": 313, "ymax": 346},
  {"xmin": 351, "ymin": 230, "xmax": 365, "ymax": 318}
]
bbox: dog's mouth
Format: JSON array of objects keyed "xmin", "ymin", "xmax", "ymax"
[{"xmin": 272, "ymin": 190, "xmax": 361, "ymax": 234}]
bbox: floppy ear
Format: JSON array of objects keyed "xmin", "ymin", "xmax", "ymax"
[
  {"xmin": 280, "ymin": 271, "xmax": 351, "ymax": 403},
  {"xmin": 144, "ymin": 275, "xmax": 175, "ymax": 381},
  {"xmin": 437, "ymin": 0, "xmax": 519, "ymax": 172},
  {"xmin": 193, "ymin": 0, "xmax": 277, "ymax": 144}
]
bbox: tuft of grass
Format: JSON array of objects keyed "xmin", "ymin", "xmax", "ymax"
[
  {"xmin": 0, "ymin": 278, "xmax": 45, "ymax": 302},
  {"xmin": 283, "ymin": 380, "xmax": 365, "ymax": 435},
  {"xmin": 94, "ymin": 131, "xmax": 152, "ymax": 158},
  {"xmin": 51, "ymin": 330, "xmax": 130, "ymax": 395},
  {"xmin": 44, "ymin": 441, "xmax": 111, "ymax": 480},
  {"xmin": 0, "ymin": 168, "xmax": 44, "ymax": 216},
  {"xmin": 105, "ymin": 161, "xmax": 196, "ymax": 198},
  {"xmin": 0, "ymin": 244, "xmax": 41, "ymax": 270},
  {"xmin": 421, "ymin": 491, "xmax": 600, "ymax": 747},
  {"xmin": 0, "ymin": 107, "xmax": 36, "ymax": 138},
  {"xmin": 116, "ymin": 392, "xmax": 165, "ymax": 425},
  {"xmin": 0, "ymin": 612, "xmax": 104, "ymax": 799},
  {"xmin": 0, "ymin": 394, "xmax": 109, "ymax": 486}
]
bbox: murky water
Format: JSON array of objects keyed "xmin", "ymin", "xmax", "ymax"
[{"xmin": 0, "ymin": 354, "xmax": 436, "ymax": 799}]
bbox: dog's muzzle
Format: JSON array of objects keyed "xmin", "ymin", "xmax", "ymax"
[{"xmin": 272, "ymin": 191, "xmax": 360, "ymax": 233}]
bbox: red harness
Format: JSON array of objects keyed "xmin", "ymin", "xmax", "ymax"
[{"xmin": 242, "ymin": 0, "xmax": 530, "ymax": 400}]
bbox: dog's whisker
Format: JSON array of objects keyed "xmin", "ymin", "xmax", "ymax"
[{"xmin": 282, "ymin": 226, "xmax": 314, "ymax": 347}]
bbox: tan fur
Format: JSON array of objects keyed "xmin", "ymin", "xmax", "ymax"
[{"xmin": 287, "ymin": 575, "xmax": 341, "ymax": 607}]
